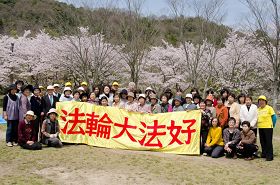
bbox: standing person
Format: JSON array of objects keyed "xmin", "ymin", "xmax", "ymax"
[
  {"xmin": 193, "ymin": 94, "xmax": 202, "ymax": 109},
  {"xmin": 15, "ymin": 80, "xmax": 24, "ymax": 98},
  {"xmin": 225, "ymin": 93, "xmax": 240, "ymax": 128},
  {"xmin": 87, "ymin": 92, "xmax": 99, "ymax": 105},
  {"xmin": 257, "ymin": 95, "xmax": 277, "ymax": 161},
  {"xmin": 72, "ymin": 91, "xmax": 81, "ymax": 102},
  {"xmin": 237, "ymin": 93, "xmax": 246, "ymax": 105},
  {"xmin": 80, "ymin": 81, "xmax": 89, "ymax": 93},
  {"xmin": 240, "ymin": 95, "xmax": 258, "ymax": 136},
  {"xmin": 223, "ymin": 117, "xmax": 241, "ymax": 159},
  {"xmin": 172, "ymin": 96, "xmax": 184, "ymax": 112},
  {"xmin": 205, "ymin": 95, "xmax": 216, "ymax": 118},
  {"xmin": 183, "ymin": 94, "xmax": 194, "ymax": 110},
  {"xmin": 99, "ymin": 85, "xmax": 114, "ymax": 106},
  {"xmin": 206, "ymin": 89, "xmax": 217, "ymax": 107},
  {"xmin": 124, "ymin": 92, "xmax": 138, "ymax": 112},
  {"xmin": 39, "ymin": 86, "xmax": 45, "ymax": 97},
  {"xmin": 150, "ymin": 94, "xmax": 161, "ymax": 114},
  {"xmin": 160, "ymin": 94, "xmax": 172, "ymax": 113},
  {"xmin": 220, "ymin": 88, "xmax": 230, "ymax": 104},
  {"xmin": 18, "ymin": 85, "xmax": 31, "ymax": 122},
  {"xmin": 215, "ymin": 95, "xmax": 229, "ymax": 129},
  {"xmin": 53, "ymin": 84, "xmax": 61, "ymax": 99},
  {"xmin": 93, "ymin": 86, "xmax": 101, "ymax": 98},
  {"xmin": 18, "ymin": 111, "xmax": 42, "ymax": 150},
  {"xmin": 164, "ymin": 88, "xmax": 173, "ymax": 105},
  {"xmin": 30, "ymin": 86, "xmax": 44, "ymax": 141},
  {"xmin": 237, "ymin": 121, "xmax": 258, "ymax": 160},
  {"xmin": 112, "ymin": 93, "xmax": 122, "ymax": 108},
  {"xmin": 80, "ymin": 93, "xmax": 89, "ymax": 102},
  {"xmin": 190, "ymin": 88, "xmax": 200, "ymax": 97},
  {"xmin": 42, "ymin": 86, "xmax": 59, "ymax": 116},
  {"xmin": 59, "ymin": 87, "xmax": 73, "ymax": 102},
  {"xmin": 64, "ymin": 82, "xmax": 72, "ymax": 88},
  {"xmin": 119, "ymin": 89, "xmax": 128, "ymax": 105},
  {"xmin": 199, "ymin": 101, "xmax": 211, "ymax": 154},
  {"xmin": 100, "ymin": 96, "xmax": 109, "ymax": 106},
  {"xmin": 3, "ymin": 84, "xmax": 19, "ymax": 147},
  {"xmin": 137, "ymin": 94, "xmax": 151, "ymax": 113},
  {"xmin": 204, "ymin": 118, "xmax": 224, "ymax": 158},
  {"xmin": 41, "ymin": 108, "xmax": 63, "ymax": 148},
  {"xmin": 111, "ymin": 82, "xmax": 120, "ymax": 94}
]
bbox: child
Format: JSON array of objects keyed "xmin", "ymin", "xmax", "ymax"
[
  {"xmin": 72, "ymin": 91, "xmax": 81, "ymax": 102},
  {"xmin": 80, "ymin": 93, "xmax": 88, "ymax": 102},
  {"xmin": 3, "ymin": 84, "xmax": 19, "ymax": 147},
  {"xmin": 204, "ymin": 118, "xmax": 224, "ymax": 158}
]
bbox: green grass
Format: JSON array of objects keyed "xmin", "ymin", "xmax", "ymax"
[{"xmin": 0, "ymin": 124, "xmax": 280, "ymax": 184}]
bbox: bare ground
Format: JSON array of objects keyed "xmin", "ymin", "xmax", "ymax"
[{"xmin": 0, "ymin": 124, "xmax": 280, "ymax": 185}]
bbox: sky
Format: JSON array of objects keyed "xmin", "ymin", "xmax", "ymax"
[{"xmin": 58, "ymin": 0, "xmax": 250, "ymax": 28}]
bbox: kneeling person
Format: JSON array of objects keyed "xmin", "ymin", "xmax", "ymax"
[
  {"xmin": 41, "ymin": 108, "xmax": 63, "ymax": 148},
  {"xmin": 18, "ymin": 111, "xmax": 42, "ymax": 150}
]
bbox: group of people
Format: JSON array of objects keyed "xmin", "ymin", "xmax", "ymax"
[{"xmin": 2, "ymin": 80, "xmax": 277, "ymax": 161}]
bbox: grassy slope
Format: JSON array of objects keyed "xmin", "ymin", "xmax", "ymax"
[{"xmin": 0, "ymin": 123, "xmax": 279, "ymax": 185}]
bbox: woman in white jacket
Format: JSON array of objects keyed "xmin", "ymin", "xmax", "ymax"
[{"xmin": 240, "ymin": 95, "xmax": 258, "ymax": 136}]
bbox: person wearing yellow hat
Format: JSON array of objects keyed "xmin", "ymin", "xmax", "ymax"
[
  {"xmin": 18, "ymin": 111, "xmax": 42, "ymax": 150},
  {"xmin": 65, "ymin": 82, "xmax": 72, "ymax": 87},
  {"xmin": 257, "ymin": 95, "xmax": 277, "ymax": 161},
  {"xmin": 80, "ymin": 81, "xmax": 89, "ymax": 93},
  {"xmin": 111, "ymin": 81, "xmax": 119, "ymax": 94},
  {"xmin": 39, "ymin": 86, "xmax": 45, "ymax": 97}
]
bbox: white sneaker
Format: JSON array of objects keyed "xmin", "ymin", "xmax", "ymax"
[
  {"xmin": 6, "ymin": 142, "xmax": 13, "ymax": 147},
  {"xmin": 12, "ymin": 142, "xmax": 18, "ymax": 146}
]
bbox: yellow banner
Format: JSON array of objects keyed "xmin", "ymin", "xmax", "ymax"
[{"xmin": 56, "ymin": 102, "xmax": 201, "ymax": 155}]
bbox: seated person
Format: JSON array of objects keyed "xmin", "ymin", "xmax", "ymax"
[
  {"xmin": 237, "ymin": 121, "xmax": 258, "ymax": 160},
  {"xmin": 223, "ymin": 117, "xmax": 241, "ymax": 159},
  {"xmin": 41, "ymin": 108, "xmax": 63, "ymax": 148},
  {"xmin": 18, "ymin": 111, "xmax": 42, "ymax": 150},
  {"xmin": 204, "ymin": 118, "xmax": 224, "ymax": 158}
]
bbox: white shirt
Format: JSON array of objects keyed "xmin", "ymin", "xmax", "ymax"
[{"xmin": 240, "ymin": 104, "xmax": 258, "ymax": 128}]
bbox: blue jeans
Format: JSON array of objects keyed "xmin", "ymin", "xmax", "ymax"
[
  {"xmin": 204, "ymin": 145, "xmax": 224, "ymax": 158},
  {"xmin": 6, "ymin": 120, "xmax": 18, "ymax": 143}
]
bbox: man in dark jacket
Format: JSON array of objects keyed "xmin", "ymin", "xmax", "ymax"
[{"xmin": 42, "ymin": 85, "xmax": 59, "ymax": 116}]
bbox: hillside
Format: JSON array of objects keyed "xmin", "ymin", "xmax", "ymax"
[{"xmin": 0, "ymin": 0, "xmax": 230, "ymax": 46}]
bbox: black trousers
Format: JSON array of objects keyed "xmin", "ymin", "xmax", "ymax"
[
  {"xmin": 20, "ymin": 142, "xmax": 42, "ymax": 150},
  {"xmin": 237, "ymin": 144, "xmax": 258, "ymax": 158},
  {"xmin": 200, "ymin": 129, "xmax": 208, "ymax": 154},
  {"xmin": 6, "ymin": 120, "xmax": 18, "ymax": 143},
  {"xmin": 225, "ymin": 143, "xmax": 237, "ymax": 157},
  {"xmin": 259, "ymin": 128, "xmax": 273, "ymax": 160}
]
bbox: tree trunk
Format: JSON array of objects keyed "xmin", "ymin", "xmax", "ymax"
[{"xmin": 272, "ymin": 78, "xmax": 279, "ymax": 111}]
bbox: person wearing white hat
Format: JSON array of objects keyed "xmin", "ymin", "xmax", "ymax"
[
  {"xmin": 53, "ymin": 84, "xmax": 61, "ymax": 99},
  {"xmin": 18, "ymin": 111, "xmax": 42, "ymax": 150},
  {"xmin": 183, "ymin": 94, "xmax": 195, "ymax": 110},
  {"xmin": 59, "ymin": 87, "xmax": 73, "ymax": 102},
  {"xmin": 41, "ymin": 108, "xmax": 63, "ymax": 148},
  {"xmin": 42, "ymin": 85, "xmax": 59, "ymax": 116},
  {"xmin": 137, "ymin": 94, "xmax": 151, "ymax": 113}
]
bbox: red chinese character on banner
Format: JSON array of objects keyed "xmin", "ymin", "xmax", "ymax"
[
  {"xmin": 167, "ymin": 120, "xmax": 183, "ymax": 145},
  {"xmin": 96, "ymin": 113, "xmax": 113, "ymax": 139},
  {"xmin": 181, "ymin": 119, "xmax": 196, "ymax": 144},
  {"xmin": 113, "ymin": 117, "xmax": 137, "ymax": 142},
  {"xmin": 139, "ymin": 120, "xmax": 166, "ymax": 147},
  {"xmin": 60, "ymin": 108, "xmax": 86, "ymax": 135},
  {"xmin": 85, "ymin": 112, "xmax": 99, "ymax": 136}
]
